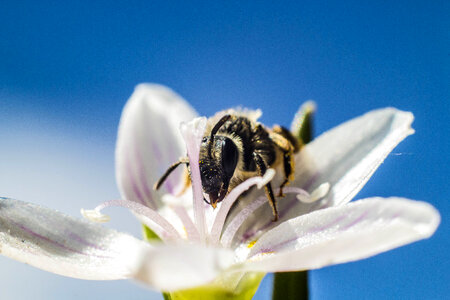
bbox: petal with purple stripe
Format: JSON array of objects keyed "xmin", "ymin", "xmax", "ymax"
[
  {"xmin": 0, "ymin": 197, "xmax": 151, "ymax": 280},
  {"xmin": 180, "ymin": 117, "xmax": 208, "ymax": 242},
  {"xmin": 231, "ymin": 108, "xmax": 415, "ymax": 244},
  {"xmin": 116, "ymin": 84, "xmax": 198, "ymax": 209},
  {"xmin": 238, "ymin": 197, "xmax": 440, "ymax": 273},
  {"xmin": 293, "ymin": 107, "xmax": 415, "ymax": 209}
]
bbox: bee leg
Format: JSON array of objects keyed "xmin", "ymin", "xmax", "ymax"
[
  {"xmin": 272, "ymin": 125, "xmax": 300, "ymax": 153},
  {"xmin": 177, "ymin": 167, "xmax": 192, "ymax": 196},
  {"xmin": 253, "ymin": 152, "xmax": 279, "ymax": 222},
  {"xmin": 271, "ymin": 126, "xmax": 296, "ymax": 197},
  {"xmin": 278, "ymin": 150, "xmax": 295, "ymax": 197},
  {"xmin": 153, "ymin": 158, "xmax": 189, "ymax": 191}
]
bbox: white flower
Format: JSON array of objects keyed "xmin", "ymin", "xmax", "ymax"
[{"xmin": 0, "ymin": 84, "xmax": 440, "ymax": 294}]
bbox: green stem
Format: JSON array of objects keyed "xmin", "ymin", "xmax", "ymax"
[{"xmin": 272, "ymin": 271, "xmax": 308, "ymax": 300}]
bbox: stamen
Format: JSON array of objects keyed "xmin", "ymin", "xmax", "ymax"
[
  {"xmin": 210, "ymin": 174, "xmax": 274, "ymax": 245},
  {"xmin": 80, "ymin": 208, "xmax": 111, "ymax": 223},
  {"xmin": 299, "ymin": 182, "xmax": 330, "ymax": 203},
  {"xmin": 220, "ymin": 195, "xmax": 267, "ymax": 248},
  {"xmin": 220, "ymin": 187, "xmax": 312, "ymax": 248},
  {"xmin": 172, "ymin": 206, "xmax": 200, "ymax": 241},
  {"xmin": 256, "ymin": 169, "xmax": 276, "ymax": 189},
  {"xmin": 282, "ymin": 186, "xmax": 310, "ymax": 198},
  {"xmin": 247, "ymin": 240, "xmax": 257, "ymax": 249},
  {"xmin": 81, "ymin": 199, "xmax": 181, "ymax": 242}
]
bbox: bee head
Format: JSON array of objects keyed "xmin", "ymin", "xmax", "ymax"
[{"xmin": 199, "ymin": 135, "xmax": 239, "ymax": 208}]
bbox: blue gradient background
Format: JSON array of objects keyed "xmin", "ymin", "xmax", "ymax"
[{"xmin": 0, "ymin": 1, "xmax": 448, "ymax": 299}]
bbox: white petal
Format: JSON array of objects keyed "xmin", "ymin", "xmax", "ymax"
[
  {"xmin": 134, "ymin": 242, "xmax": 235, "ymax": 291},
  {"xmin": 0, "ymin": 197, "xmax": 151, "ymax": 280},
  {"xmin": 180, "ymin": 117, "xmax": 208, "ymax": 242},
  {"xmin": 116, "ymin": 84, "xmax": 198, "ymax": 209},
  {"xmin": 231, "ymin": 108, "xmax": 415, "ymax": 245},
  {"xmin": 240, "ymin": 197, "xmax": 439, "ymax": 272},
  {"xmin": 295, "ymin": 107, "xmax": 414, "ymax": 206}
]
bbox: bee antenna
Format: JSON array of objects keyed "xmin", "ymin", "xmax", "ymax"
[{"xmin": 208, "ymin": 114, "xmax": 231, "ymax": 156}]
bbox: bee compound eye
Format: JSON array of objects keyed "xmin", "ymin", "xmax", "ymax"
[{"xmin": 221, "ymin": 138, "xmax": 238, "ymax": 178}]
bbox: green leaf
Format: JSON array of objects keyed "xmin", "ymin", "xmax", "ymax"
[
  {"xmin": 167, "ymin": 272, "xmax": 265, "ymax": 300},
  {"xmin": 142, "ymin": 224, "xmax": 161, "ymax": 241},
  {"xmin": 292, "ymin": 101, "xmax": 315, "ymax": 144},
  {"xmin": 272, "ymin": 271, "xmax": 308, "ymax": 300}
]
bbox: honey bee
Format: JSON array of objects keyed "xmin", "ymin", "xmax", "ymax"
[{"xmin": 154, "ymin": 105, "xmax": 313, "ymax": 221}]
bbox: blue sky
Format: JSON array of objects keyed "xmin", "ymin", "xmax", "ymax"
[{"xmin": 0, "ymin": 1, "xmax": 448, "ymax": 299}]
